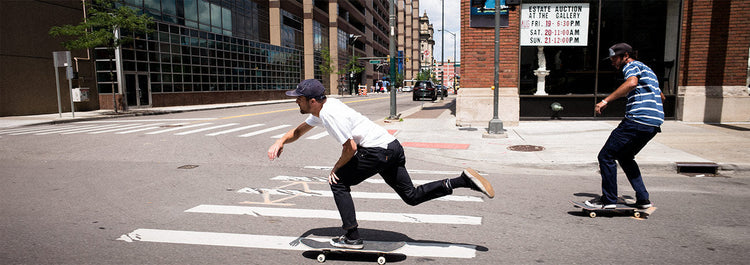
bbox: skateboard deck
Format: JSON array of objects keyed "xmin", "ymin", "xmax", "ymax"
[
  {"xmin": 570, "ymin": 200, "xmax": 656, "ymax": 218},
  {"xmin": 300, "ymin": 238, "xmax": 405, "ymax": 264}
]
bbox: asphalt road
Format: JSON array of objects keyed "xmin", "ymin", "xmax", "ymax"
[{"xmin": 1, "ymin": 93, "xmax": 748, "ymax": 264}]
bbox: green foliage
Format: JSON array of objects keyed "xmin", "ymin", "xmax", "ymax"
[
  {"xmin": 319, "ymin": 47, "xmax": 336, "ymax": 76},
  {"xmin": 339, "ymin": 56, "xmax": 365, "ymax": 76},
  {"xmin": 49, "ymin": 0, "xmax": 153, "ymax": 50}
]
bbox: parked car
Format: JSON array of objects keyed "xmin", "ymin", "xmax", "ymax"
[
  {"xmin": 412, "ymin": 81, "xmax": 437, "ymax": 101},
  {"xmin": 401, "ymin": 86, "xmax": 413, "ymax": 92}
]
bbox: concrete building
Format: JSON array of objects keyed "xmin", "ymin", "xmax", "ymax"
[
  {"xmin": 0, "ymin": 0, "xmax": 424, "ymax": 116},
  {"xmin": 419, "ymin": 11, "xmax": 435, "ymax": 75},
  {"xmin": 433, "ymin": 60, "xmax": 460, "ymax": 89},
  {"xmin": 458, "ymin": 0, "xmax": 750, "ymax": 126}
]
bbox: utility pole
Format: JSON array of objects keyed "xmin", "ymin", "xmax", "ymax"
[
  {"xmin": 388, "ymin": 0, "xmax": 398, "ymax": 119},
  {"xmin": 486, "ymin": 0, "xmax": 506, "ymax": 136},
  {"xmin": 440, "ymin": 0, "xmax": 445, "ymax": 100}
]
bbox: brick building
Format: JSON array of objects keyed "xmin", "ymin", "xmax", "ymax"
[{"xmin": 458, "ymin": 0, "xmax": 749, "ymax": 126}]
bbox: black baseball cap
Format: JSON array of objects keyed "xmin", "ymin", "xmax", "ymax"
[
  {"xmin": 603, "ymin": 43, "xmax": 633, "ymax": 60},
  {"xmin": 286, "ymin": 79, "xmax": 326, "ymax": 99}
]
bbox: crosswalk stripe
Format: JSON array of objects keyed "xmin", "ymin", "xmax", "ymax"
[
  {"xmin": 302, "ymin": 166, "xmax": 465, "ymax": 176},
  {"xmin": 60, "ymin": 124, "xmax": 137, "ymax": 135},
  {"xmin": 25, "ymin": 124, "xmax": 105, "ymax": 135},
  {"xmin": 238, "ymin": 124, "xmax": 291, "ymax": 137},
  {"xmin": 0, "ymin": 124, "xmax": 79, "ymax": 135},
  {"xmin": 236, "ymin": 187, "xmax": 483, "ymax": 202},
  {"xmin": 117, "ymin": 229, "xmax": 477, "ymax": 259},
  {"xmin": 174, "ymin": 123, "xmax": 239, "ymax": 135},
  {"xmin": 145, "ymin": 123, "xmax": 213, "ymax": 135},
  {"xmin": 305, "ymin": 131, "xmax": 329, "ymax": 140},
  {"xmin": 270, "ymin": 175, "xmax": 432, "ymax": 185},
  {"xmin": 205, "ymin": 123, "xmax": 264, "ymax": 136},
  {"xmin": 186, "ymin": 205, "xmax": 482, "ymax": 225},
  {"xmin": 88, "ymin": 123, "xmax": 163, "ymax": 134}
]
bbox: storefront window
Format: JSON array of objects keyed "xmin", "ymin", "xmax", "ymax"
[{"xmin": 519, "ymin": 0, "xmax": 679, "ymax": 97}]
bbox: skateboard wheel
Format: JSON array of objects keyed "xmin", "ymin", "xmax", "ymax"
[
  {"xmin": 634, "ymin": 212, "xmax": 641, "ymax": 218},
  {"xmin": 588, "ymin": 211, "xmax": 597, "ymax": 218},
  {"xmin": 377, "ymin": 256, "xmax": 386, "ymax": 265},
  {"xmin": 317, "ymin": 253, "xmax": 326, "ymax": 263}
]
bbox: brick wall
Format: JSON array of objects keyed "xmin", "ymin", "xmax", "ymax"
[
  {"xmin": 460, "ymin": 0, "xmax": 519, "ymax": 88},
  {"xmin": 680, "ymin": 0, "xmax": 750, "ymax": 87}
]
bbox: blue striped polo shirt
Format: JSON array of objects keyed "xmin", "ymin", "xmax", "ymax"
[{"xmin": 622, "ymin": 60, "xmax": 664, "ymax": 127}]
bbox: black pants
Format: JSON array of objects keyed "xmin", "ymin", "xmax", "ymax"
[{"xmin": 331, "ymin": 139, "xmax": 452, "ymax": 230}]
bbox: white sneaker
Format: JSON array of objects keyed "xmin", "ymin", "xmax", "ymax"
[{"xmin": 584, "ymin": 198, "xmax": 616, "ymax": 209}]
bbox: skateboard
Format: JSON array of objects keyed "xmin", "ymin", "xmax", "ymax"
[
  {"xmin": 570, "ymin": 200, "xmax": 657, "ymax": 218},
  {"xmin": 300, "ymin": 238, "xmax": 405, "ymax": 265}
]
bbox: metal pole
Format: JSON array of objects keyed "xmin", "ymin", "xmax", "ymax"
[
  {"xmin": 487, "ymin": 0, "xmax": 505, "ymax": 134},
  {"xmin": 388, "ymin": 0, "xmax": 398, "ymax": 119},
  {"xmin": 440, "ymin": 0, "xmax": 445, "ymax": 100},
  {"xmin": 54, "ymin": 67, "xmax": 63, "ymax": 118},
  {"xmin": 68, "ymin": 70, "xmax": 75, "ymax": 118}
]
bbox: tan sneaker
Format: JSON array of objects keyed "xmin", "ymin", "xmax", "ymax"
[{"xmin": 462, "ymin": 168, "xmax": 495, "ymax": 198}]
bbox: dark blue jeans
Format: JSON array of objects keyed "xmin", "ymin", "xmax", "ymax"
[
  {"xmin": 331, "ymin": 140, "xmax": 452, "ymax": 230},
  {"xmin": 598, "ymin": 119, "xmax": 660, "ymax": 205}
]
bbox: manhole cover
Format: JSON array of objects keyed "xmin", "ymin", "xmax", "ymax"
[
  {"xmin": 178, "ymin": 165, "xmax": 199, "ymax": 169},
  {"xmin": 507, "ymin": 145, "xmax": 545, "ymax": 152}
]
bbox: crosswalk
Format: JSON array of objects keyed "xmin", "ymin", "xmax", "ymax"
[
  {"xmin": 0, "ymin": 121, "xmax": 325, "ymax": 140},
  {"xmin": 118, "ymin": 170, "xmax": 490, "ymax": 261}
]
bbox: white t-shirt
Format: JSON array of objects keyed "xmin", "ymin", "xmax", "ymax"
[{"xmin": 305, "ymin": 98, "xmax": 395, "ymax": 148}]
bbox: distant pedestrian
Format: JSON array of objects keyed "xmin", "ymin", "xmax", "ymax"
[
  {"xmin": 268, "ymin": 79, "xmax": 495, "ymax": 249},
  {"xmin": 586, "ymin": 43, "xmax": 664, "ymax": 209}
]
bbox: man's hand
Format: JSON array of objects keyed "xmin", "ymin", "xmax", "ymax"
[
  {"xmin": 328, "ymin": 170, "xmax": 339, "ymax": 185},
  {"xmin": 268, "ymin": 142, "xmax": 283, "ymax": 160},
  {"xmin": 595, "ymin": 101, "xmax": 608, "ymax": 115}
]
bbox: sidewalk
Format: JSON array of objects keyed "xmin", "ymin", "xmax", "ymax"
[{"xmin": 2, "ymin": 97, "xmax": 748, "ymax": 174}]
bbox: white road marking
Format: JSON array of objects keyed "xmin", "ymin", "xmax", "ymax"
[
  {"xmin": 305, "ymin": 131, "xmax": 329, "ymax": 140},
  {"xmin": 88, "ymin": 123, "xmax": 164, "ymax": 134},
  {"xmin": 174, "ymin": 123, "xmax": 239, "ymax": 135},
  {"xmin": 117, "ymin": 229, "xmax": 477, "ymax": 259},
  {"xmin": 80, "ymin": 118, "xmax": 215, "ymax": 122},
  {"xmin": 185, "ymin": 205, "xmax": 482, "ymax": 225},
  {"xmin": 145, "ymin": 123, "xmax": 213, "ymax": 135},
  {"xmin": 236, "ymin": 187, "xmax": 483, "ymax": 202},
  {"xmin": 205, "ymin": 123, "xmax": 265, "ymax": 136},
  {"xmin": 303, "ymin": 166, "xmax": 465, "ymax": 175},
  {"xmin": 0, "ymin": 124, "xmax": 80, "ymax": 135},
  {"xmin": 59, "ymin": 124, "xmax": 136, "ymax": 135},
  {"xmin": 238, "ymin": 124, "xmax": 291, "ymax": 137},
  {"xmin": 29, "ymin": 124, "xmax": 108, "ymax": 135},
  {"xmin": 271, "ymin": 175, "xmax": 427, "ymax": 185}
]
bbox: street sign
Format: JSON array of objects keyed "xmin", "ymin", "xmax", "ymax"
[{"xmin": 369, "ymin": 60, "xmax": 381, "ymax": 64}]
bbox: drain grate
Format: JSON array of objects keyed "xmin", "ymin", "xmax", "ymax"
[
  {"xmin": 160, "ymin": 124, "xmax": 183, "ymax": 128},
  {"xmin": 178, "ymin": 165, "xmax": 199, "ymax": 169},
  {"xmin": 507, "ymin": 145, "xmax": 545, "ymax": 152}
]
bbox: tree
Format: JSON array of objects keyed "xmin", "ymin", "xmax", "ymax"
[{"xmin": 49, "ymin": 0, "xmax": 153, "ymax": 112}]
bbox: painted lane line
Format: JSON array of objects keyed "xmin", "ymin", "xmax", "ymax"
[
  {"xmin": 145, "ymin": 123, "xmax": 213, "ymax": 135},
  {"xmin": 117, "ymin": 229, "xmax": 476, "ymax": 259},
  {"xmin": 185, "ymin": 205, "xmax": 482, "ymax": 225},
  {"xmin": 238, "ymin": 124, "xmax": 291, "ymax": 137},
  {"xmin": 303, "ymin": 166, "xmax": 467, "ymax": 175},
  {"xmin": 305, "ymin": 131, "xmax": 329, "ymax": 140},
  {"xmin": 174, "ymin": 123, "xmax": 239, "ymax": 135},
  {"xmin": 88, "ymin": 123, "xmax": 164, "ymax": 134},
  {"xmin": 27, "ymin": 124, "xmax": 107, "ymax": 135},
  {"xmin": 0, "ymin": 124, "xmax": 80, "ymax": 135},
  {"xmin": 116, "ymin": 124, "xmax": 184, "ymax": 134},
  {"xmin": 205, "ymin": 123, "xmax": 264, "ymax": 136},
  {"xmin": 236, "ymin": 187, "xmax": 483, "ymax": 202},
  {"xmin": 60, "ymin": 124, "xmax": 137, "ymax": 135},
  {"xmin": 9, "ymin": 124, "xmax": 99, "ymax": 135},
  {"xmin": 270, "ymin": 175, "xmax": 431, "ymax": 185},
  {"xmin": 80, "ymin": 118, "xmax": 216, "ymax": 123}
]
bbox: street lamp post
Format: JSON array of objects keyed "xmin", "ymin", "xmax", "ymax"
[
  {"xmin": 487, "ymin": 0, "xmax": 506, "ymax": 136},
  {"xmin": 440, "ymin": 0, "xmax": 445, "ymax": 100},
  {"xmin": 349, "ymin": 34, "xmax": 361, "ymax": 96},
  {"xmin": 439, "ymin": 29, "xmax": 457, "ymax": 93}
]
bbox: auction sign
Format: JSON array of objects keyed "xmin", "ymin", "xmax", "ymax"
[{"xmin": 520, "ymin": 3, "xmax": 590, "ymax": 46}]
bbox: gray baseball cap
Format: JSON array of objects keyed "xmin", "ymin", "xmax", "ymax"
[{"xmin": 604, "ymin": 43, "xmax": 633, "ymax": 60}]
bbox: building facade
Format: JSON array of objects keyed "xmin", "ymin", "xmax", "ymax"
[
  {"xmin": 0, "ymin": 0, "xmax": 423, "ymax": 116},
  {"xmin": 419, "ymin": 12, "xmax": 435, "ymax": 75},
  {"xmin": 458, "ymin": 0, "xmax": 750, "ymax": 126}
]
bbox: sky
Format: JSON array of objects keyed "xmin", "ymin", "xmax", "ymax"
[{"xmin": 419, "ymin": 0, "xmax": 461, "ymax": 62}]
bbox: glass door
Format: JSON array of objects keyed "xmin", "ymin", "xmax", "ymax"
[{"xmin": 125, "ymin": 73, "xmax": 151, "ymax": 107}]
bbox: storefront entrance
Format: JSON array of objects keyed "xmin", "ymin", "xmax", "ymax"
[
  {"xmin": 519, "ymin": 0, "xmax": 681, "ymax": 119},
  {"xmin": 125, "ymin": 73, "xmax": 151, "ymax": 108}
]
